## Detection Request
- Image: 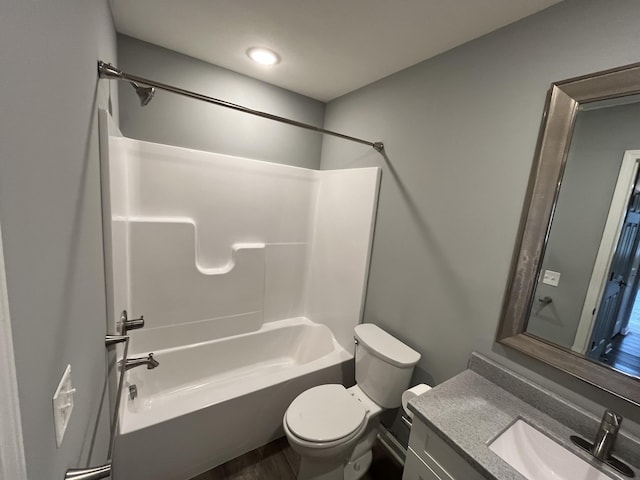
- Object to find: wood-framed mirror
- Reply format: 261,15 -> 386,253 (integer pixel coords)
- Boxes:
497,62 -> 640,406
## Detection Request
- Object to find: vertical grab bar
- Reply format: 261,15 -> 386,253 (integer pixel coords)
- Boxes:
63,334 -> 130,480
104,335 -> 130,460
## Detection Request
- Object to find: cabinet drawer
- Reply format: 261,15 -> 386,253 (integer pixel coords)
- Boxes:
408,419 -> 484,480
402,449 -> 443,480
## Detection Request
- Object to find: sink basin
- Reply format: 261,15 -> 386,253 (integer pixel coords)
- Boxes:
489,419 -> 612,480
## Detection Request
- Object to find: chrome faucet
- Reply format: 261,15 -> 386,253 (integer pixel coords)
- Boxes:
120,353 -> 159,371
571,410 -> 634,477
592,410 -> 622,461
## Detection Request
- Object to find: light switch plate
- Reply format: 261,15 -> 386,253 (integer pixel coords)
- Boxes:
542,269 -> 561,287
52,364 -> 75,447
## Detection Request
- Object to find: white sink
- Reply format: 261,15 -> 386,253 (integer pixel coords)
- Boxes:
489,419 -> 613,480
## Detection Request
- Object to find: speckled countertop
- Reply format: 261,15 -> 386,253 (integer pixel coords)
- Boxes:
407,353 -> 640,480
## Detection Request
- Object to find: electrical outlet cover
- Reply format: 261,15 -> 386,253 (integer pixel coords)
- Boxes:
52,364 -> 75,447
542,270 -> 561,287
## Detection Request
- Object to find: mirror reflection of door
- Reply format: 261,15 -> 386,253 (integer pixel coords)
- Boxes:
612,192 -> 640,338
586,168 -> 640,377
587,185 -> 640,359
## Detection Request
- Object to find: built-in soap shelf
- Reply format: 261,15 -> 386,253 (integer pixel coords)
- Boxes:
125,218 -> 265,329
116,216 -> 266,275
117,217 -> 310,341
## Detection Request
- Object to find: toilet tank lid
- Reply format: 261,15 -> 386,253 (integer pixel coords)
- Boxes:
354,324 -> 421,367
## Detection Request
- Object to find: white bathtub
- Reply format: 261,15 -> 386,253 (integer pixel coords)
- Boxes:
113,318 -> 353,480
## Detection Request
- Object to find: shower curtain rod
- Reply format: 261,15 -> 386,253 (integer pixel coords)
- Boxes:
97,61 -> 384,152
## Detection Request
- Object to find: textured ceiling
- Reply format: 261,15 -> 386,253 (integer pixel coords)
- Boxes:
111,0 -> 563,102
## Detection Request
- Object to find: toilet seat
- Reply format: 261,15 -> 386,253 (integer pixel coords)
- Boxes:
285,384 -> 366,444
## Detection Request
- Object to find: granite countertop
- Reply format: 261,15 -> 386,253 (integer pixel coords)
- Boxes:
407,354 -> 640,480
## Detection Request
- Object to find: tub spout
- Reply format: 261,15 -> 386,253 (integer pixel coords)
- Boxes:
121,353 -> 159,371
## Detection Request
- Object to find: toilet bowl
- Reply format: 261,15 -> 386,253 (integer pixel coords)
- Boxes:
283,324 -> 420,480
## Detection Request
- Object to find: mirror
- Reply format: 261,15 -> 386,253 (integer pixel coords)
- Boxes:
527,98 -> 640,368
497,63 -> 640,405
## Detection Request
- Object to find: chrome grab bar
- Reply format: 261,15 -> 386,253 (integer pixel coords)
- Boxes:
107,334 -> 130,459
105,334 -> 128,346
63,464 -> 112,480
64,334 -> 130,480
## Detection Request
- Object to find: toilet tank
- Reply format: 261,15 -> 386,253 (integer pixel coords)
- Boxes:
354,324 -> 421,408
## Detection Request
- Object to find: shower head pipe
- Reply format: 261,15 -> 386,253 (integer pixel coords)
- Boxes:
129,82 -> 155,106
99,62 -> 155,106
97,60 -> 384,152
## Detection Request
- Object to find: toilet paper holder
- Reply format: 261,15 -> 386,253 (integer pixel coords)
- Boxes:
401,383 -> 431,430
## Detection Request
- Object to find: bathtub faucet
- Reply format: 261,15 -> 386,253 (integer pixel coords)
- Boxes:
121,353 -> 159,371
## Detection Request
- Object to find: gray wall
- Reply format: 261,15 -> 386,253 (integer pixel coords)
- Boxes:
118,35 -> 325,169
528,103 -> 640,348
320,0 -> 640,422
6,3 -> 640,479
0,1 -> 117,479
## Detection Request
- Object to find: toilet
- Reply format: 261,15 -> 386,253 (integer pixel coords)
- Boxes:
283,323 -> 421,480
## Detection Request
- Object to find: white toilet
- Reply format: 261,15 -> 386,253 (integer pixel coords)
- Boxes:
283,323 -> 421,480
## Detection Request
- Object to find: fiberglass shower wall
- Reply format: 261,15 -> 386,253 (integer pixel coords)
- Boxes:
99,111 -> 380,355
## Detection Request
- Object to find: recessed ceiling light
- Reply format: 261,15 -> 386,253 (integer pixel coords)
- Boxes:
247,47 -> 280,66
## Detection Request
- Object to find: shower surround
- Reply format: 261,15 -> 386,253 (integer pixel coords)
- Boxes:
98,111 -> 380,480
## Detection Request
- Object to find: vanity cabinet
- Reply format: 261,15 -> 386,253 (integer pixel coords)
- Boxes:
403,417 -> 484,480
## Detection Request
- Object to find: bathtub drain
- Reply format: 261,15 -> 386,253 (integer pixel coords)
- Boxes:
129,384 -> 138,400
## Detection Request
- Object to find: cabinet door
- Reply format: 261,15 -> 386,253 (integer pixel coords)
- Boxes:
402,449 -> 442,480
407,420 -> 484,480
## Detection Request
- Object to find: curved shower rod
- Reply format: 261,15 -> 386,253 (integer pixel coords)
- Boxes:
97,61 -> 384,152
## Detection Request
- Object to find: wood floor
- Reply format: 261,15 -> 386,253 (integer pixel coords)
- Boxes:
601,313 -> 640,377
190,437 -> 403,480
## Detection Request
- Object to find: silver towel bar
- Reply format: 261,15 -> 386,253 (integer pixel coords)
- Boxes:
64,334 -> 130,480
63,464 -> 112,480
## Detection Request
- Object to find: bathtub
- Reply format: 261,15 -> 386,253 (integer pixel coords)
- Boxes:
112,317 -> 353,480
